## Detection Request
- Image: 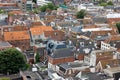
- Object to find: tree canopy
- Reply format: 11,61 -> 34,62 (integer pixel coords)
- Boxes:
116,23 -> 120,33
0,48 -> 28,74
0,78 -> 10,80
107,1 -> 113,5
0,9 -> 4,14
35,52 -> 40,63
76,9 -> 86,19
99,0 -> 113,6
40,3 -> 58,12
32,0 -> 37,3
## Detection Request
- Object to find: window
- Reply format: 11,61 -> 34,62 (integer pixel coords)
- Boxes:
59,66 -> 66,73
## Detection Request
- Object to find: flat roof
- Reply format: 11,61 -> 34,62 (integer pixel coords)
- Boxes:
59,61 -> 88,70
104,67 -> 120,74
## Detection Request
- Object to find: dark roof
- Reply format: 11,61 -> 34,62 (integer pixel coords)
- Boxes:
104,6 -> 114,9
59,62 -> 88,70
36,47 -> 45,56
0,6 -> 20,11
0,41 -> 12,49
94,35 -> 109,41
49,48 -> 74,58
24,51 -> 34,59
0,73 -> 21,80
0,20 -> 8,25
0,41 -> 11,47
93,16 -> 107,23
82,72 -> 113,80
71,26 -> 82,33
21,71 -> 40,80
44,30 -> 66,41
80,31 -> 92,37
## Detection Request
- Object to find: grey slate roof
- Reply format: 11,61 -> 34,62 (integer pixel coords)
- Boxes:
94,35 -> 109,41
59,62 -> 88,70
82,72 -> 113,80
24,51 -> 34,59
0,41 -> 11,47
0,41 -> 12,48
93,16 -> 107,23
49,48 -> 74,58
0,20 -> 8,25
71,26 -> 83,33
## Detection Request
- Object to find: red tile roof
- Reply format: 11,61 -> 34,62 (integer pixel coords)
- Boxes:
8,10 -> 23,15
4,31 -> 30,41
0,3 -> 17,6
30,26 -> 53,35
44,30 -> 66,41
105,35 -> 120,43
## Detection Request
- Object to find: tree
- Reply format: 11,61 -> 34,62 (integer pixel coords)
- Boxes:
32,0 -> 37,3
47,3 -> 54,10
0,78 -> 10,80
107,1 -> 113,5
116,23 -> 120,33
76,9 -> 86,19
0,9 -> 4,14
40,5 -> 47,12
39,3 -> 58,12
100,2 -> 107,6
99,0 -> 106,4
0,48 -> 28,74
35,52 -> 40,63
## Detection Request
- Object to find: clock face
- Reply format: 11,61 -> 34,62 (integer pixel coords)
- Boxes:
48,43 -> 54,49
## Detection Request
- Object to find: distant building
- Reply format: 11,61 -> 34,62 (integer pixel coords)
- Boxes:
26,0 -> 33,10
37,0 -> 51,6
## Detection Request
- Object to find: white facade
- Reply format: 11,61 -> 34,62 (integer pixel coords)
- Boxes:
101,41 -> 117,50
37,0 -> 51,6
107,13 -> 120,18
90,51 -> 96,67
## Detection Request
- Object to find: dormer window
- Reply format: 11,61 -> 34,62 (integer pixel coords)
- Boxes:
80,42 -> 84,47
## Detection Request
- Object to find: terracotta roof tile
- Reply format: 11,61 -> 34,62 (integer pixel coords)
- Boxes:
9,10 -> 23,15
30,26 -> 53,35
44,30 -> 66,41
107,18 -> 120,23
96,51 -> 113,63
4,31 -> 30,41
0,3 -> 17,6
90,30 -> 115,39
100,59 -> 119,69
105,35 -> 120,43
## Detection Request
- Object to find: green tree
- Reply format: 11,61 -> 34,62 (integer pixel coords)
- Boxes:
33,8 -> 39,14
32,0 -> 37,3
76,9 -> 86,19
99,0 -> 106,4
35,52 -> 40,63
40,5 -> 47,12
0,9 -> 4,14
100,2 -> 107,6
107,1 -> 113,5
0,48 -> 28,74
116,23 -> 120,33
0,78 -> 10,80
39,3 -> 58,12
47,3 -> 54,10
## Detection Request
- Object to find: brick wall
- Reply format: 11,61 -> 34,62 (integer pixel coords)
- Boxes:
48,56 -> 74,65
